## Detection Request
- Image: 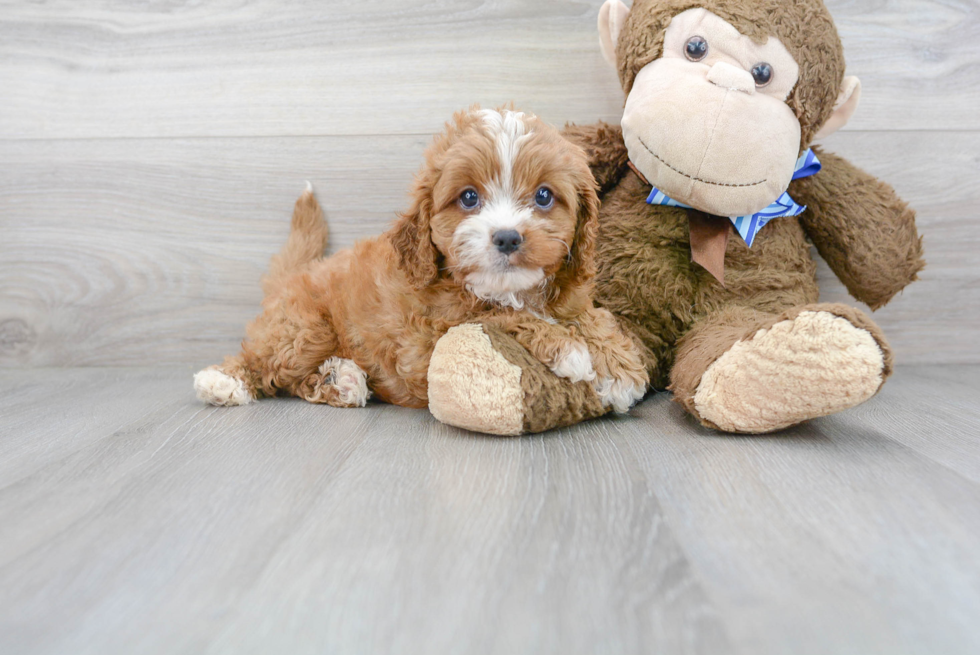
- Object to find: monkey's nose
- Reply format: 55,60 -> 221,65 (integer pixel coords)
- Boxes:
492,230 -> 523,255
706,61 -> 756,94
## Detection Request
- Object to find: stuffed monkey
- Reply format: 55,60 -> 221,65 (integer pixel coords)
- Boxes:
427,0 -> 924,435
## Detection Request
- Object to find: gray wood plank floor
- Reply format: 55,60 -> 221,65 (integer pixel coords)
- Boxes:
1,366 -> 978,655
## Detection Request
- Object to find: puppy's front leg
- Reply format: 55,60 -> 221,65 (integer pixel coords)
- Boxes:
298,357 -> 371,408
570,307 -> 649,413
486,317 -> 596,384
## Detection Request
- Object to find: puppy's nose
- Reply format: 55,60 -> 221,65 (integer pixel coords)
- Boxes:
492,230 -> 523,255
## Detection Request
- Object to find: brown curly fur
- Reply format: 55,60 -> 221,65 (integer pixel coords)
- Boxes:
200,108 -> 648,409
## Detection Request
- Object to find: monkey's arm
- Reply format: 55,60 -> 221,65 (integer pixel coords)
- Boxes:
562,122 -> 630,197
791,148 -> 925,310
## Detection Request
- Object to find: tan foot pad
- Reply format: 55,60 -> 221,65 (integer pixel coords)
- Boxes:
694,311 -> 885,433
428,324 -> 524,436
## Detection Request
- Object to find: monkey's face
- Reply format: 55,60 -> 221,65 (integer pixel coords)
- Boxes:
622,9 -> 803,217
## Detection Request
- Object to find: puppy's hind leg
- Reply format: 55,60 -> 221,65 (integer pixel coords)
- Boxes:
298,357 -> 371,408
194,302 -> 336,407
194,354 -> 258,407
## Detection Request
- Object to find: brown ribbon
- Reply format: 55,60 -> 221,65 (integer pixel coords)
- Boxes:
628,161 -> 650,185
688,212 -> 730,286
628,162 -> 730,286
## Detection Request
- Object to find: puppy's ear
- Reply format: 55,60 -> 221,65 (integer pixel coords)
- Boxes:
390,185 -> 440,289
566,176 -> 601,288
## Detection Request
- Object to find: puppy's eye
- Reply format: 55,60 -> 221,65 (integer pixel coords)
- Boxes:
459,188 -> 480,210
685,36 -> 708,62
534,187 -> 554,210
751,63 -> 773,87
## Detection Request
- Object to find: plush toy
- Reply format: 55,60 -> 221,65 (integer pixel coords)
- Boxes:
426,0 -> 924,435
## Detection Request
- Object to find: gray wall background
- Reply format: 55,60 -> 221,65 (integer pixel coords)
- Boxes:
1,0 -> 977,368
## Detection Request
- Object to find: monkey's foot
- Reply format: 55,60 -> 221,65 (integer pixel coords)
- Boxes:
428,324 -> 525,435
428,324 -> 607,435
692,309 -> 887,433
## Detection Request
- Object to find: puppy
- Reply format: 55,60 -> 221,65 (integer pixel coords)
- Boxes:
194,108 -> 648,414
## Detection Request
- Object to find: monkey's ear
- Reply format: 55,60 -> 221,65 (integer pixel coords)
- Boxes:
598,0 -> 631,66
814,76 -> 862,140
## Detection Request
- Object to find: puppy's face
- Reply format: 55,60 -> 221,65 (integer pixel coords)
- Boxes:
392,108 -> 599,307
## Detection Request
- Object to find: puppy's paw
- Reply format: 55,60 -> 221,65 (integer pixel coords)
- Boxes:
319,357 -> 371,407
593,376 -> 646,414
549,342 -> 596,383
194,368 -> 253,407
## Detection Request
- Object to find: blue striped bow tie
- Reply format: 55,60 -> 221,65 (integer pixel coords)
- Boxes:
645,149 -> 822,246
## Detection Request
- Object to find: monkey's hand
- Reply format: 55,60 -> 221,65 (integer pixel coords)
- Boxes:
561,122 -> 630,198
791,147 -> 925,310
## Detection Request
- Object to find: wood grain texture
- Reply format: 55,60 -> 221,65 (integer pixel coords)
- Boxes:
0,0 -> 977,366
0,0 -> 977,140
1,131 -> 977,367
814,130 -> 980,365
1,365 -> 978,654
0,0 -> 626,140
620,369 -> 980,655
0,366 -> 731,655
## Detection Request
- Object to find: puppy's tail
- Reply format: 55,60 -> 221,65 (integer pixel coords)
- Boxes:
264,182 -> 329,290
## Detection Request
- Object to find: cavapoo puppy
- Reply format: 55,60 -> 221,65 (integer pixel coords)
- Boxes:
194,107 -> 648,414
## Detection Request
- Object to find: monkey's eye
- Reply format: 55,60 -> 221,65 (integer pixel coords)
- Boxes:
534,186 -> 554,210
459,188 -> 480,210
751,63 -> 773,87
685,36 -> 708,61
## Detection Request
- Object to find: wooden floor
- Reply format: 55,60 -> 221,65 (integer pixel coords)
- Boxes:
1,365 -> 978,655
